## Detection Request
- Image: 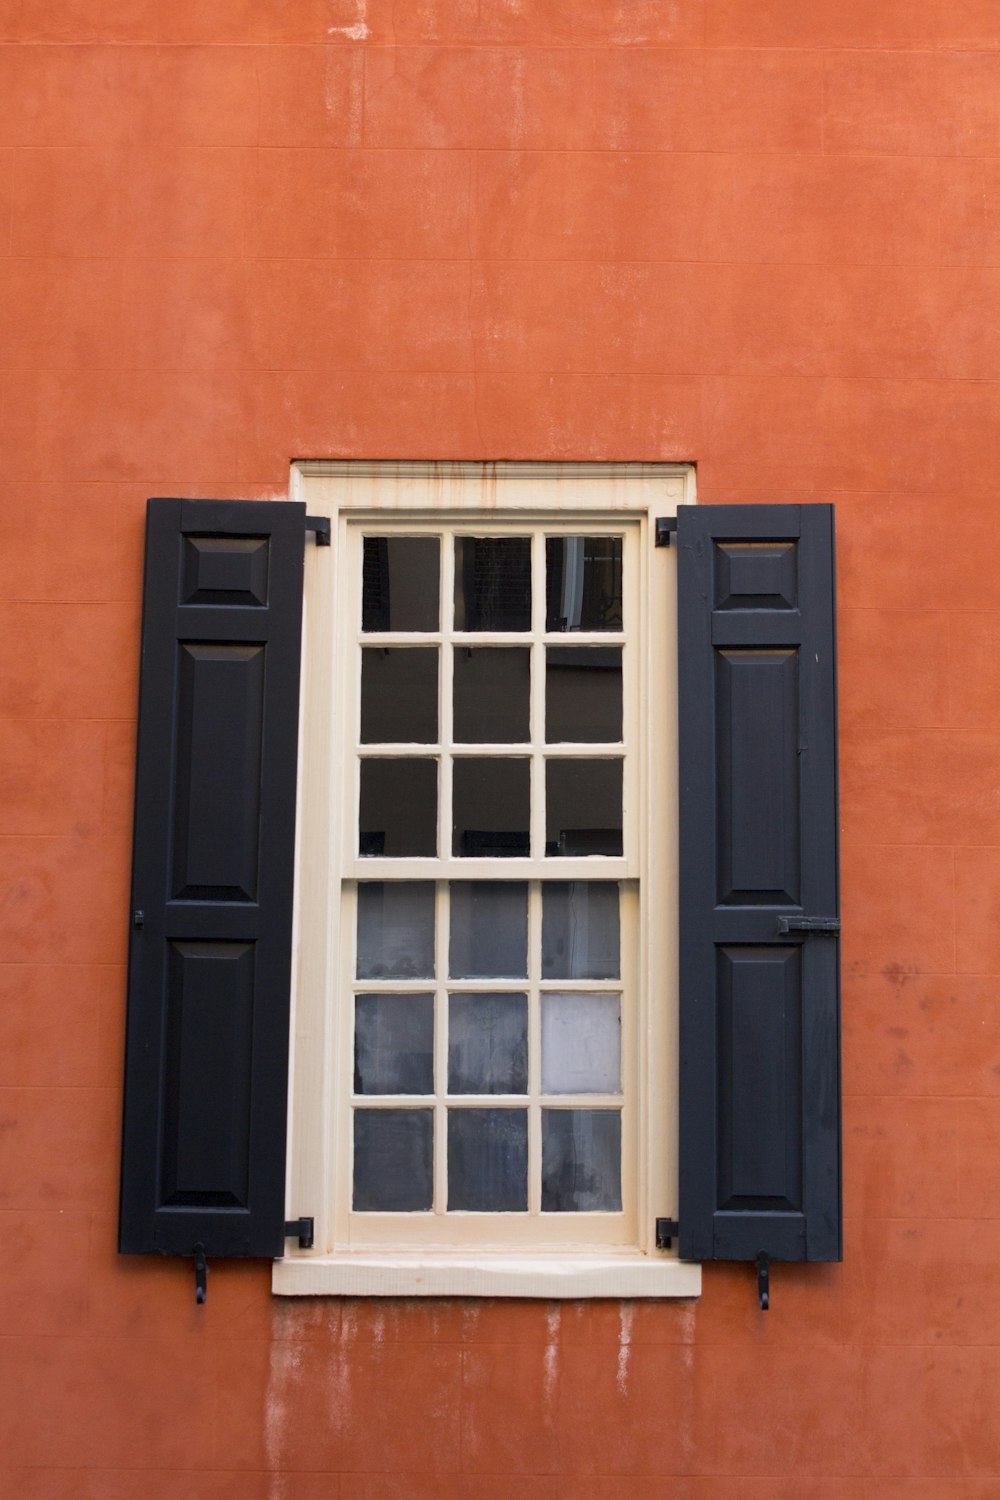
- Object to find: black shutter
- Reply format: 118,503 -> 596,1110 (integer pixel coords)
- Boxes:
119,498 -> 305,1258
677,504 -> 840,1263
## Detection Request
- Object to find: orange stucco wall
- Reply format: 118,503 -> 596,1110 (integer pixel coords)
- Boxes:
2,3 -> 1000,1495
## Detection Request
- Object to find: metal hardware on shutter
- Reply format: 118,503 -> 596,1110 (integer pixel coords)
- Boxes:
655,1217 -> 679,1249
284,1217 -> 314,1249
756,1252 -> 769,1311
132,910 -> 144,929
305,515 -> 331,546
654,516 -> 677,547
777,916 -> 841,935
193,1244 -> 208,1305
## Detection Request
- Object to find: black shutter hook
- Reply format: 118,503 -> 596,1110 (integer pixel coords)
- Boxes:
193,1244 -> 208,1305
755,1252 -> 769,1311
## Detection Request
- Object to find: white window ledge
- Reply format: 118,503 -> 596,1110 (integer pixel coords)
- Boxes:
272,1254 -> 702,1299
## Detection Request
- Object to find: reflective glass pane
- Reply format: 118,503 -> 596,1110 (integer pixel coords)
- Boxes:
541,993 -> 621,1094
454,537 -> 531,632
545,758 -> 622,856
449,881 -> 528,978
357,882 -> 435,979
541,1109 -> 622,1212
448,1109 -> 528,1211
453,758 -> 530,857
360,758 -> 437,856
448,993 -> 528,1095
453,648 -> 530,743
361,648 -> 438,744
541,882 -> 619,979
545,647 -> 622,743
362,536 -> 439,633
353,1108 -> 433,1211
355,993 -> 434,1095
545,536 -> 623,632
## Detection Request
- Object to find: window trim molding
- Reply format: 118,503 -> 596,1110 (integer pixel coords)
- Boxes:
277,461 -> 701,1299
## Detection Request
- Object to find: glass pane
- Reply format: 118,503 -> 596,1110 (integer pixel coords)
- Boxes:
449,881 -> 528,978
542,882 -> 619,979
448,993 -> 528,1095
454,537 -> 531,632
361,648 -> 438,744
453,648 -> 530,743
362,536 -> 439,633
541,1109 -> 622,1212
541,993 -> 621,1094
355,993 -> 434,1095
545,536 -> 623,632
453,758 -> 530,857
545,758 -> 622,856
357,882 -> 435,979
359,758 -> 437,856
546,647 -> 622,743
353,1108 -> 433,1211
448,1109 -> 528,1211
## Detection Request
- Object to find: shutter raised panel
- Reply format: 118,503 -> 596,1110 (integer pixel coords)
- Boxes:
119,498 -> 305,1258
677,504 -> 841,1264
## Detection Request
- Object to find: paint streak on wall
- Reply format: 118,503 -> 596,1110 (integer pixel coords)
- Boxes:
544,1302 -> 561,1407
329,0 -> 369,39
616,1301 -> 634,1395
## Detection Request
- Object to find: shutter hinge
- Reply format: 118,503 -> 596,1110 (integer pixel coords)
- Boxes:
777,916 -> 840,935
193,1243 -> 208,1305
654,516 -> 677,548
305,515 -> 331,546
284,1216 -> 314,1249
655,1217 -> 679,1250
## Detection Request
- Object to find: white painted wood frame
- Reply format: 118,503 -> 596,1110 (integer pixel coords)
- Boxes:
276,461 -> 701,1299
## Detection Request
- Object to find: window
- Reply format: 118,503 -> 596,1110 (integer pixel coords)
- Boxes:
118,473 -> 841,1301
280,463 -> 699,1296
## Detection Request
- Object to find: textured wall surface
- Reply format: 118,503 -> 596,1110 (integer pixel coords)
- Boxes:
2,2 -> 1000,1494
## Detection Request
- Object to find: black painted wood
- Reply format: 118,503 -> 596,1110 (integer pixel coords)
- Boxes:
119,498 -> 305,1258
677,505 -> 841,1264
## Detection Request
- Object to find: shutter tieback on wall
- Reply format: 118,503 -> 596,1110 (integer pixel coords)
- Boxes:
756,1253 -> 770,1311
193,1244 -> 207,1304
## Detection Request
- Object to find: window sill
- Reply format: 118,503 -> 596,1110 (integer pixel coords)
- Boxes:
272,1253 -> 702,1299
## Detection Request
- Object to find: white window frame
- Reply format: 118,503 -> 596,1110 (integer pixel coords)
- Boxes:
275,461 -> 701,1298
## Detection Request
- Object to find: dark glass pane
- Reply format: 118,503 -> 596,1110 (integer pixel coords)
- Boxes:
453,758 -> 529,857
362,536 -> 439,632
541,882 -> 620,979
353,1108 -> 433,1211
546,647 -> 622,743
360,758 -> 437,856
453,648 -> 530,743
448,993 -> 528,1095
361,648 -> 438,744
541,1109 -> 622,1212
541,993 -> 621,1094
355,993 -> 434,1095
449,881 -> 528,978
545,759 -> 622,856
357,882 -> 435,979
448,1109 -> 528,1211
454,537 -> 531,632
545,536 -> 623,632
